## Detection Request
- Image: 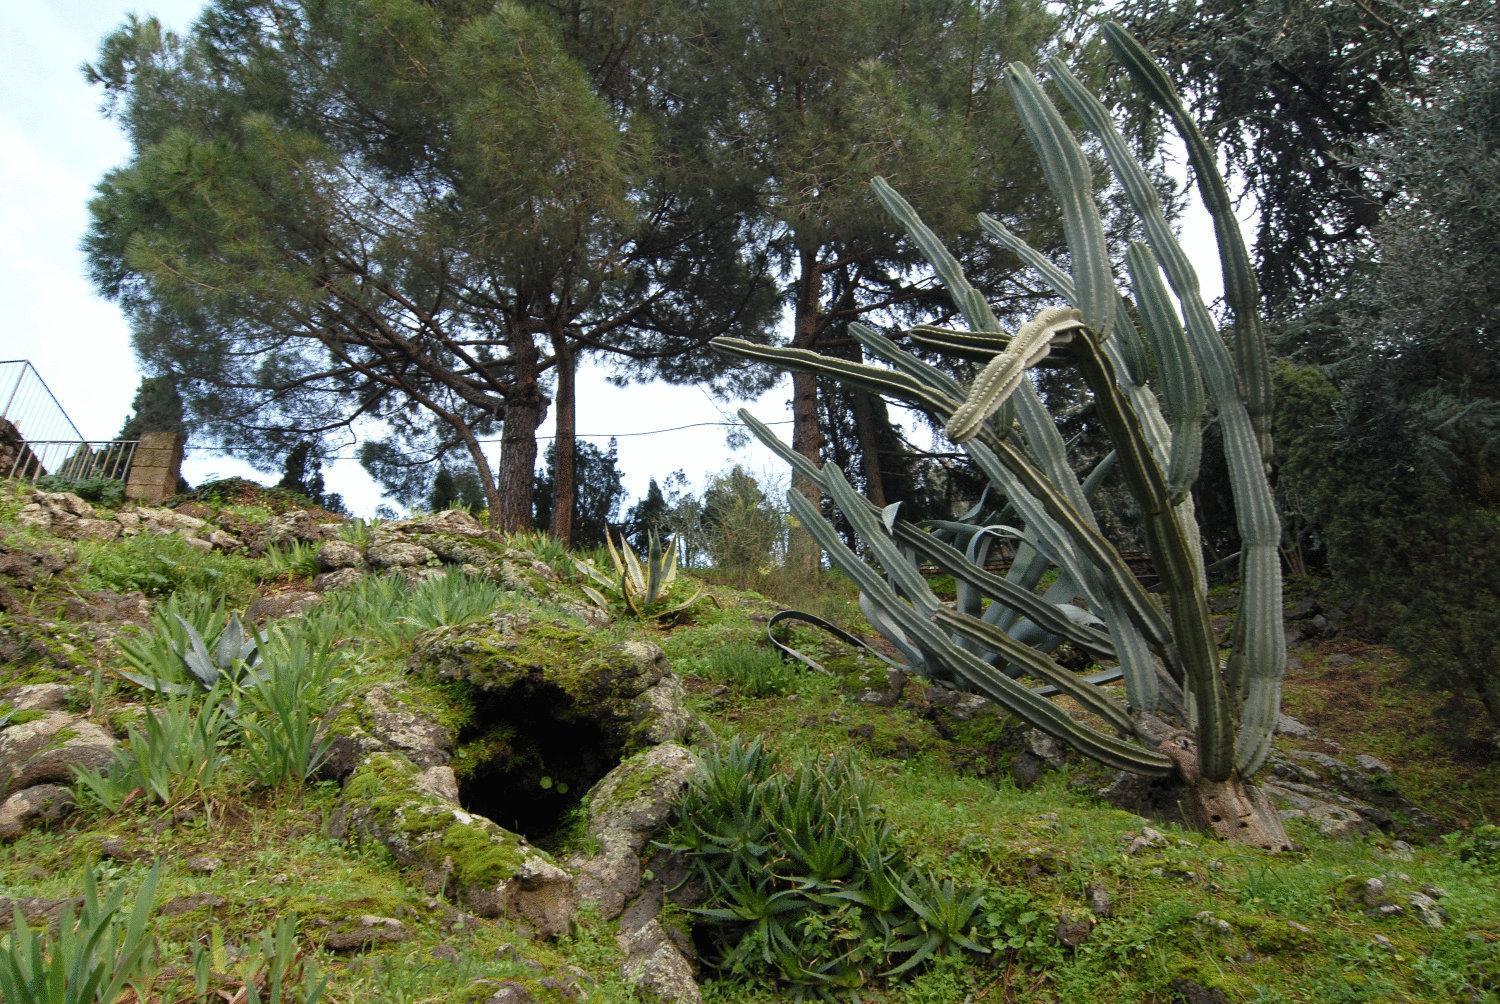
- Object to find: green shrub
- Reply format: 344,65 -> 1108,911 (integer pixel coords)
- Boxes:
192,915 -> 327,1004
77,534 -> 260,604
115,596 -> 265,698
32,475 -> 125,507
1275,361 -> 1500,725
0,864 -> 160,1004
262,540 -> 321,579
664,739 -> 990,994
312,569 -> 511,647
74,694 -> 229,813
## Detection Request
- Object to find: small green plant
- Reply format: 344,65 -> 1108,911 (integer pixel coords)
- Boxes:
73,693 -> 229,812
0,864 -> 159,1003
32,475 -> 126,507
262,540 -> 321,579
664,739 -> 989,993
576,530 -> 707,620
115,603 -> 266,698
506,529 -> 571,572
335,516 -> 375,548
192,916 -> 327,1004
239,631 -> 345,787
699,641 -> 801,697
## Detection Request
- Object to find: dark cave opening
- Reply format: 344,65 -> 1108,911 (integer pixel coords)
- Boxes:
455,680 -> 624,847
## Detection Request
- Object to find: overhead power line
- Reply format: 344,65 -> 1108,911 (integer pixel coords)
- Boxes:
182,417 -> 793,462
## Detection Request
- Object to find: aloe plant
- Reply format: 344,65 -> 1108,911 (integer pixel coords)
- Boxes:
713,24 -> 1289,849
575,530 -> 707,620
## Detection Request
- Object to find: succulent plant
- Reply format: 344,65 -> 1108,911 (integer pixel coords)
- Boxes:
575,529 -> 708,620
713,23 -> 1289,849
117,609 -> 268,698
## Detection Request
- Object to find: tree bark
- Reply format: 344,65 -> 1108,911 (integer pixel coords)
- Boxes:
497,334 -> 547,532
788,245 -> 824,574
550,336 -> 577,545
851,389 -> 887,509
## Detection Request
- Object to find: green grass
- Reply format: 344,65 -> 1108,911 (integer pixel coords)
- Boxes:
1,511 -> 1495,1002
75,533 -> 265,605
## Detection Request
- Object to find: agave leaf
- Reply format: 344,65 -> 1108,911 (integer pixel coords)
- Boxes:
619,533 -> 647,596
603,529 -> 627,579
111,667 -> 192,696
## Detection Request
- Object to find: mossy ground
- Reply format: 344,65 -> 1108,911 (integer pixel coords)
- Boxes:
0,492 -> 1495,1001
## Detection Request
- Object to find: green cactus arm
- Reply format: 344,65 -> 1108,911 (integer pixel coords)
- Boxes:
1002,63 -> 1115,341
793,488 -> 1173,776
1071,327 -> 1234,780
715,334 -> 1164,646
946,307 -> 1086,443
962,437 -> 1171,651
865,186 -> 1171,672
823,465 -> 943,616
905,325 -> 1047,364
1126,243 -> 1205,501
736,408 -> 1116,659
977,204 -> 1170,479
933,608 -> 1135,734
1100,22 -> 1272,461
1048,42 -> 1283,777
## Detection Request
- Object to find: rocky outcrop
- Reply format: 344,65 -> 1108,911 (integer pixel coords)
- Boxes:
17,491 -> 243,552
1263,748 -> 1439,837
569,743 -> 697,920
0,784 -> 75,840
331,752 -> 576,937
0,710 -> 115,797
319,683 -> 455,781
412,612 -> 691,752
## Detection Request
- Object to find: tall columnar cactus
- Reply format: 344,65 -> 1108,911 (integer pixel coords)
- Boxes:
713,25 -> 1289,849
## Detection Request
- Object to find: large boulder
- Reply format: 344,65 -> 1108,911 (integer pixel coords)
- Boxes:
331,752 -> 576,937
319,683 -> 456,781
569,744 -> 696,920
0,784 -> 75,840
0,711 -> 115,797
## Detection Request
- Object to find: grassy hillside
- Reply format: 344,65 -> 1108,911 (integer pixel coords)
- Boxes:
0,483 -> 1494,1002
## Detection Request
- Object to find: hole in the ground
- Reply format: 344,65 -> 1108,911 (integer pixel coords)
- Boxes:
455,680 -> 625,848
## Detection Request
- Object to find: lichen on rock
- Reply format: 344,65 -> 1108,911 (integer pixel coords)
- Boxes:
332,751 -> 576,937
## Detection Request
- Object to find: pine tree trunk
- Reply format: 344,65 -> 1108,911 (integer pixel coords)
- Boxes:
788,246 -> 824,575
851,389 -> 887,509
497,335 -> 546,532
550,338 -> 576,545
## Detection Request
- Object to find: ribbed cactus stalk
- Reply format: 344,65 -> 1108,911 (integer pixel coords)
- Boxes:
713,23 -> 1289,849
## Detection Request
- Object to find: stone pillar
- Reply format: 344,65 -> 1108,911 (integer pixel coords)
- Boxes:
125,431 -> 185,504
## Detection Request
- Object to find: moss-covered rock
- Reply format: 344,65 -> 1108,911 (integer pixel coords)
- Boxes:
319,682 -> 458,781
333,751 -> 576,937
411,611 -> 688,753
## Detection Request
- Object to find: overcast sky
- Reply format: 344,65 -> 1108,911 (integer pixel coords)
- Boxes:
1,1 -> 1236,519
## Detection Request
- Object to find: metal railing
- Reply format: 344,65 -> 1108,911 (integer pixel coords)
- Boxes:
0,360 -> 85,443
6,439 -> 139,485
0,360 -> 141,488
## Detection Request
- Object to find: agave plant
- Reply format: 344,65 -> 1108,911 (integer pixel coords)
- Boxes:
116,606 -> 267,698
714,24 -> 1289,849
575,530 -> 708,620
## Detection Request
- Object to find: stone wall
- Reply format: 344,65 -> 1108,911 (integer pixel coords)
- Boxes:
124,431 -> 185,504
